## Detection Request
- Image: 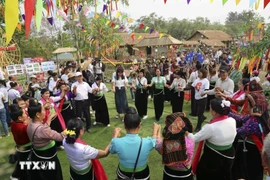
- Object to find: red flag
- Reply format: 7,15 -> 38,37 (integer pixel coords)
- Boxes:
164,0 -> 167,4
24,0 -> 36,38
110,22 -> 115,28
264,0 -> 270,8
139,23 -> 144,29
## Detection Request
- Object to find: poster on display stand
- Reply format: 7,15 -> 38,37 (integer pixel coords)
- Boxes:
41,61 -> 56,71
6,64 -> 25,76
25,63 -> 41,74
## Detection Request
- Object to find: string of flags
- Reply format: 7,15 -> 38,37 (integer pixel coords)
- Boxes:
1,0 -> 270,45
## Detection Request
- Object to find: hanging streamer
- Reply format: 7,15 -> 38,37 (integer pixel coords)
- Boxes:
24,0 -> 36,39
255,0 -> 260,10
5,0 -> 19,45
35,0 -> 43,32
222,0 -> 228,5
187,0 -> 191,4
264,0 -> 270,8
236,0 -> 241,5
249,0 -> 257,6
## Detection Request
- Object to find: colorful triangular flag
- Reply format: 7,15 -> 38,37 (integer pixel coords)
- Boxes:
210,0 -> 214,3
264,0 -> 270,8
255,0 -> 260,10
187,0 -> 191,4
236,0 -> 241,5
249,0 -> 257,6
222,0 -> 228,5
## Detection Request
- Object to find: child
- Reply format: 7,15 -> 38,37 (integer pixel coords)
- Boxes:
10,104 -> 30,180
63,118 -> 121,180
31,84 -> 41,101
128,72 -> 137,101
250,70 -> 260,83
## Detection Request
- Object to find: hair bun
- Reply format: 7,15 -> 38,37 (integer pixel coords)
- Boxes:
29,98 -> 39,107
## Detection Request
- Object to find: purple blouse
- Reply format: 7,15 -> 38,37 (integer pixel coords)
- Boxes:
56,91 -> 75,102
229,112 -> 261,138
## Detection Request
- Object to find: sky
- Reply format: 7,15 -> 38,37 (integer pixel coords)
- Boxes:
118,0 -> 270,24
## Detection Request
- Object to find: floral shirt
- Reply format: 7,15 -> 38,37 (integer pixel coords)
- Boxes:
155,137 -> 194,170
229,112 -> 261,138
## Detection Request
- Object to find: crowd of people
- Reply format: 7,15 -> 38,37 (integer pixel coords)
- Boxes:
1,50 -> 270,180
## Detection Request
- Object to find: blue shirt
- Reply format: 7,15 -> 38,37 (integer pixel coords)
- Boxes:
110,134 -> 156,168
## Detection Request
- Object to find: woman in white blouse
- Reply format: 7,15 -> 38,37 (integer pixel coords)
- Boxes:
92,76 -> 110,126
186,98 -> 236,180
169,69 -> 187,113
112,66 -> 129,120
134,69 -> 148,119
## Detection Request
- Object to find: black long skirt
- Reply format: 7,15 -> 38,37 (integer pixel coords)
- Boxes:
164,87 -> 172,102
153,89 -> 165,121
115,87 -> 128,114
135,89 -> 148,117
232,140 -> 263,180
70,166 -> 96,180
163,166 -> 193,180
94,95 -> 110,126
12,146 -> 31,180
196,144 -> 235,180
190,87 -> 197,116
117,165 -> 150,180
171,91 -> 185,113
29,143 -> 63,180
50,116 -> 63,147
61,103 -> 76,125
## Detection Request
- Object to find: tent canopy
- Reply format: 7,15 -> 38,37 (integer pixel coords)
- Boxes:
52,47 -> 77,54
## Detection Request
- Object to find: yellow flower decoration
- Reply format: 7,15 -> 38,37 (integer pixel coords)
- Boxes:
64,129 -> 76,137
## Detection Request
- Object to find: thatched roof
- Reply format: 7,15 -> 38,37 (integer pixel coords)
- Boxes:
188,30 -> 232,41
135,35 -> 182,47
182,41 -> 199,46
53,47 -> 77,54
115,33 -> 155,46
201,39 -> 225,47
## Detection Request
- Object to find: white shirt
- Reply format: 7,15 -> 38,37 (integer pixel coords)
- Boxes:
63,139 -> 98,171
95,62 -> 103,74
0,69 -> 5,80
0,86 -> 8,103
61,74 -> 69,84
135,77 -> 147,87
188,71 -> 198,83
91,82 -> 108,94
170,78 -> 186,92
88,64 -> 94,74
48,78 -> 59,93
188,117 -> 237,146
8,88 -> 20,103
262,81 -> 270,87
6,80 -> 12,89
250,76 -> 260,83
266,176 -> 270,180
176,57 -> 181,64
192,78 -> 210,100
0,91 -> 5,109
71,81 -> 92,101
39,96 -> 62,108
112,76 -> 128,88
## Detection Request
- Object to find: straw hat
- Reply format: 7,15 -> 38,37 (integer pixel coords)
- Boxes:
82,59 -> 93,71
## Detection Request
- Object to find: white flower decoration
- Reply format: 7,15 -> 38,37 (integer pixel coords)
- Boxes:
221,100 -> 231,108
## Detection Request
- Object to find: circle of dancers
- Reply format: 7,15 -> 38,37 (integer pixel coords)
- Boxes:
1,52 -> 270,180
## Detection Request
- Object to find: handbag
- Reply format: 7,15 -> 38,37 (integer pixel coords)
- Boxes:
125,138 -> 143,180
27,125 -> 42,161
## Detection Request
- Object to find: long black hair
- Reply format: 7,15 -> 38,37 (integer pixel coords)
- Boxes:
28,98 -> 42,119
10,104 -> 23,121
124,107 -> 141,130
65,118 -> 84,144
116,66 -> 125,80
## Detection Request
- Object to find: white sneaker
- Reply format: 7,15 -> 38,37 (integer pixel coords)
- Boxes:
143,116 -> 148,120
148,96 -> 151,99
107,124 -> 110,127
10,176 -> 19,180
58,146 -> 65,150
93,121 -> 97,125
116,115 -> 120,119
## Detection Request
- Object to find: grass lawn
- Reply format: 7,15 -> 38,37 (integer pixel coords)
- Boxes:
0,84 -> 211,180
